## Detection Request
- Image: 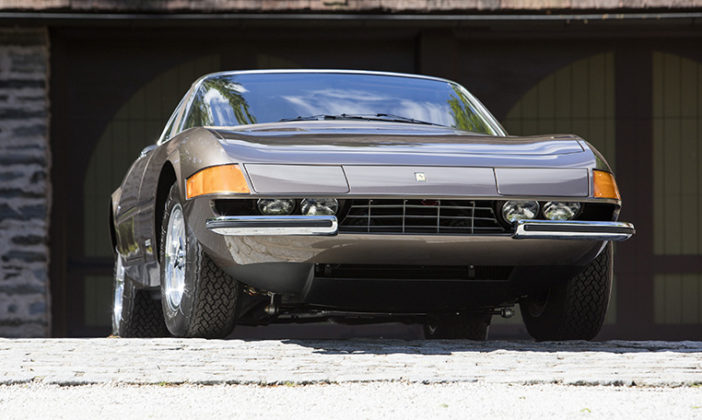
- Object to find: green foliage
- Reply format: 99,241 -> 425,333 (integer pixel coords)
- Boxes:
447,85 -> 492,134
187,78 -> 257,127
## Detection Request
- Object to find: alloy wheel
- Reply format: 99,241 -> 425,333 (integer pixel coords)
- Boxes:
112,253 -> 125,334
164,204 -> 186,311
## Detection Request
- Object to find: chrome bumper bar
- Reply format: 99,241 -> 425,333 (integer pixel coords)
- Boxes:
207,216 -> 634,241
206,215 -> 338,236
512,220 -> 635,241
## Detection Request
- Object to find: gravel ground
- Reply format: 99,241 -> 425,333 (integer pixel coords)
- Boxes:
1,382 -> 701,420
2,338 -> 702,419
3,338 -> 702,386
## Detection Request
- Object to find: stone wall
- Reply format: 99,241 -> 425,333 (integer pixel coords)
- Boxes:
0,28 -> 50,337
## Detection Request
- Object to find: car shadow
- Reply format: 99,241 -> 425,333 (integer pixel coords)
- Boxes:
280,338 -> 702,355
227,324 -> 702,355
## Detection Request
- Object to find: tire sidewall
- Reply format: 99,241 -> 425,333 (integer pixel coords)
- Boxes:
160,184 -> 199,336
520,243 -> 613,340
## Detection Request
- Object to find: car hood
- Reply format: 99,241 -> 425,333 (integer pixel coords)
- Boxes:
196,122 -> 598,197
210,121 -> 585,159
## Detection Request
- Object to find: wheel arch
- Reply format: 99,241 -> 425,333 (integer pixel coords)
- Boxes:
154,161 -> 177,254
108,199 -> 117,253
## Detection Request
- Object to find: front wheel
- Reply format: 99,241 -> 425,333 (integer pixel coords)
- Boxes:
520,243 -> 613,341
159,184 -> 240,338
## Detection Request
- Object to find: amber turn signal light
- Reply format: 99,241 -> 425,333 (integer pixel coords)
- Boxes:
186,164 -> 250,199
593,170 -> 621,200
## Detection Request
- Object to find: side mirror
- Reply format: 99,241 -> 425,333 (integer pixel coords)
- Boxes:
139,145 -> 157,158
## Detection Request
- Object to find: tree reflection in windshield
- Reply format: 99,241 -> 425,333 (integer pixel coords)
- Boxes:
447,85 -> 493,134
184,78 -> 257,127
183,72 -> 503,135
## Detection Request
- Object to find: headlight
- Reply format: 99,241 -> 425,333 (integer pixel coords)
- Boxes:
501,200 -> 540,223
301,198 -> 338,216
543,201 -> 581,221
257,199 -> 295,215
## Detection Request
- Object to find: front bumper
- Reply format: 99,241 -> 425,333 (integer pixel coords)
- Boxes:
206,216 -> 635,242
206,215 -> 338,236
513,220 -> 635,241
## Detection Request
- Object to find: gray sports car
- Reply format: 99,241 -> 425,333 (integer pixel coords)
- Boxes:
110,70 -> 634,341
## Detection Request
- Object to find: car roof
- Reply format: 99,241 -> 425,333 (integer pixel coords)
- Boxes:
193,69 -> 455,86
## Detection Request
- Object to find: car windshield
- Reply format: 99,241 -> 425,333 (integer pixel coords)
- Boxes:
181,72 -> 505,136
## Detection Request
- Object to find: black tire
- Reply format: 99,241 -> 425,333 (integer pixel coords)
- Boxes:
424,313 -> 491,340
159,184 -> 240,338
520,243 -> 613,341
112,253 -> 168,338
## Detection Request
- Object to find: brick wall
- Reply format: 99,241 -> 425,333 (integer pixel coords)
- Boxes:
0,28 -> 50,337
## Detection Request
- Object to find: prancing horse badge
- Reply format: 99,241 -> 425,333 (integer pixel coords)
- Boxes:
415,172 -> 426,182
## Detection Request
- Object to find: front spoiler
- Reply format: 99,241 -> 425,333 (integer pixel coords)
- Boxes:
206,216 -> 634,241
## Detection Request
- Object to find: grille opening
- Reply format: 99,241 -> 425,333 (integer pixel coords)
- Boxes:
315,264 -> 514,281
213,199 -> 257,216
579,202 -> 618,221
339,199 -> 507,234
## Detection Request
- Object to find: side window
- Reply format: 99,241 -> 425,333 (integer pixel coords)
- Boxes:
157,109 -> 179,144
157,88 -> 192,144
181,90 -> 205,131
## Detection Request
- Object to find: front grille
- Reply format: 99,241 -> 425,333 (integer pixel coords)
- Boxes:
339,199 -> 508,234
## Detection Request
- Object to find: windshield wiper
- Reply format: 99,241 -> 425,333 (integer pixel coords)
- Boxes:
279,113 -> 446,127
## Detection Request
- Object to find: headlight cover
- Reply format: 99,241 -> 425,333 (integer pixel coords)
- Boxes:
301,198 -> 339,216
257,199 -> 295,215
543,201 -> 581,221
502,200 -> 540,223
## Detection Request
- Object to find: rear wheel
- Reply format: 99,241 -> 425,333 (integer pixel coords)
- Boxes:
423,313 -> 491,340
520,243 -> 613,341
112,252 -> 168,337
159,184 -> 240,338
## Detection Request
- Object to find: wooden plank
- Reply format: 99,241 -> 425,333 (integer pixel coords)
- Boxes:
678,54 -> 698,254
664,54 -> 681,119
654,275 -> 665,324
662,111 -> 682,254
653,115 -> 665,255
681,57 -> 698,118
681,274 -> 699,324
604,118 -> 615,170
537,70 -> 555,131
588,53 -> 606,119
604,52 -> 615,121
587,119 -> 607,160
680,116 -> 699,254
571,57 -> 588,119
664,274 -> 682,324
652,52 -> 663,119
554,63 -> 571,121
520,86 -> 539,135
570,118 -> 590,143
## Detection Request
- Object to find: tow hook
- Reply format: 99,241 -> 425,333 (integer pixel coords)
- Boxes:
265,293 -> 280,316
495,307 -> 515,319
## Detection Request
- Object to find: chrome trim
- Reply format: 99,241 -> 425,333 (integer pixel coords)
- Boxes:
206,215 -> 338,236
512,219 -> 635,241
